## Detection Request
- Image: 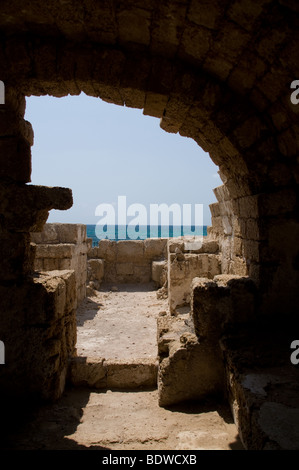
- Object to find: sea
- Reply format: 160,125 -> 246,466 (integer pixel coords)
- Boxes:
86,225 -> 208,247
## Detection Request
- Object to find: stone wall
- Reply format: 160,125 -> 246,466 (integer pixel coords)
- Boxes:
158,274 -> 258,407
31,223 -> 88,306
0,0 -> 298,320
87,238 -> 168,286
0,90 -> 74,403
157,313 -> 225,407
167,237 -> 221,313
0,0 -> 298,449
0,269 -> 77,402
209,172 -> 247,277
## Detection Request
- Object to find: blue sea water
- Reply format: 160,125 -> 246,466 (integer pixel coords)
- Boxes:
86,225 -> 208,247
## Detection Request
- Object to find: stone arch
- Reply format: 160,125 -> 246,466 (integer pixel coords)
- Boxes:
0,3 -> 298,443
2,30 -> 297,315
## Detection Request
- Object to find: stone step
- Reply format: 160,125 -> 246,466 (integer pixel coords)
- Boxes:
72,284 -> 168,391
69,356 -> 158,390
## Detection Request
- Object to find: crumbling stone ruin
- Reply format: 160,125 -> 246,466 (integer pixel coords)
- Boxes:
0,0 -> 298,450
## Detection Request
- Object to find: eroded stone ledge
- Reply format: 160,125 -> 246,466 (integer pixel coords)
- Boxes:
69,356 -> 157,390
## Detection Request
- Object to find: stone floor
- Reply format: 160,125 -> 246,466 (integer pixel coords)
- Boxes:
76,283 -> 167,362
2,284 -> 298,450
71,283 -> 169,389
0,283 -> 244,451
1,388 -> 243,450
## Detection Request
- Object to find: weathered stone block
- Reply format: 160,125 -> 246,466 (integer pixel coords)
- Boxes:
116,240 -> 144,263
102,262 -> 117,283
117,7 -> 151,45
168,251 -> 221,313
218,200 -> 234,218
246,218 -> 259,240
0,231 -> 32,280
184,239 -> 219,254
58,258 -> 72,270
143,92 -> 168,117
133,265 -> 151,283
1,186 -> 72,233
0,268 -> 77,401
0,111 -> 34,144
0,136 -> 31,183
230,256 -> 247,276
69,356 -> 106,388
31,224 -> 87,306
233,115 -> 267,149
87,246 -> 100,258
227,0 -> 264,31
187,0 -> 222,29
106,360 -> 157,389
167,239 -> 184,253
144,238 -> 167,259
157,315 -> 224,407
116,262 -> 134,276
233,217 -> 242,237
243,239 -> 260,263
34,258 -> 44,271
210,215 -> 223,234
258,189 -> 297,217
191,275 -> 257,338
98,239 -> 117,262
32,223 -> 86,244
88,258 -> 104,282
180,24 -> 212,62
35,243 -> 75,259
42,258 -> 61,271
234,236 -> 243,256
209,202 -> 220,218
238,195 -> 258,218
213,184 -> 231,202
38,270 -> 76,322
54,223 -> 86,244
152,260 -> 167,287
31,224 -> 59,244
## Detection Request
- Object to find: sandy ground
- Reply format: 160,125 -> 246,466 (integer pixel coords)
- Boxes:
2,389 -> 243,450
76,283 -> 168,361
1,284 -> 244,451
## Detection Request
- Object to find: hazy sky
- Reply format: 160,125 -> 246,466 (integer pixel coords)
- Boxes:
25,93 -> 221,226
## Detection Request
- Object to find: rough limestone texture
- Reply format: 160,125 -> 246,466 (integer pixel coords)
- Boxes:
1,388 -> 244,450
31,224 -> 88,306
69,357 -> 157,390
220,324 -> 299,450
158,274 -> 258,408
0,0 -> 298,450
0,269 -> 77,402
191,274 -> 258,338
88,238 -> 167,285
157,314 -> 224,407
152,260 -> 167,288
0,0 -> 298,318
167,237 -> 221,313
209,173 -> 247,277
71,283 -> 168,390
87,258 -> 104,293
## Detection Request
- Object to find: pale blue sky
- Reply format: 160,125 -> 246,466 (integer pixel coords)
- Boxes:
25,93 -> 221,226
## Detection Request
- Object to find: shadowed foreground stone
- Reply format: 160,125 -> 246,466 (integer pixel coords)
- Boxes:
69,357 -> 157,390
157,315 -> 224,407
